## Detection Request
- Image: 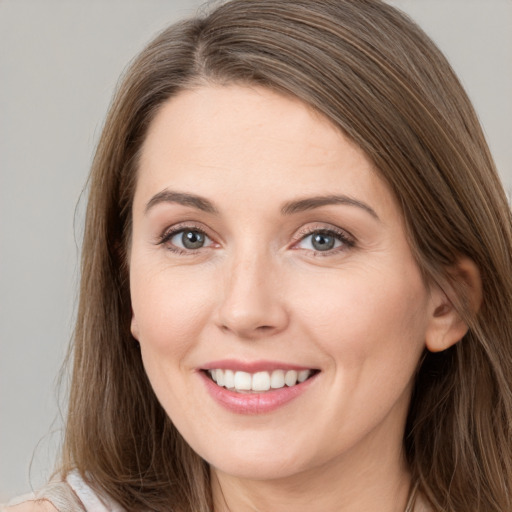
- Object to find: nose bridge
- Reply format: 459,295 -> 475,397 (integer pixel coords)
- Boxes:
216,242 -> 288,338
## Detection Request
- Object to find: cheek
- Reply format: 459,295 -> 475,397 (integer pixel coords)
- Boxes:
290,264 -> 430,444
294,263 -> 430,367
130,263 -> 216,356
129,265 -> 218,420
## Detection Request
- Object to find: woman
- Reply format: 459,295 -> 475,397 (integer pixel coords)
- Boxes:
5,0 -> 511,511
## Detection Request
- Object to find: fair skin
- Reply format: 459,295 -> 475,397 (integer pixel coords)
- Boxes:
8,85 -> 469,512
128,85 -> 464,512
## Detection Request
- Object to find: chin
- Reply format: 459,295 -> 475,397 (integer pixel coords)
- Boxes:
193,435 -> 318,482
210,456 -> 309,482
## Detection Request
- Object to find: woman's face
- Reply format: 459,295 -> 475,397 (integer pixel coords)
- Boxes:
129,85 -> 439,481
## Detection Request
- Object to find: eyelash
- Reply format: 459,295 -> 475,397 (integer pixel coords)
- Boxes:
157,223 -> 213,256
292,226 -> 355,256
157,224 -> 355,256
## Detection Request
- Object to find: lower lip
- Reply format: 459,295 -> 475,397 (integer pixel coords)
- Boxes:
199,371 -> 318,414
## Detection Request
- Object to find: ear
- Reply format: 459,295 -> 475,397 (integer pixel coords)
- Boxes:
131,308 -> 140,340
425,257 -> 482,353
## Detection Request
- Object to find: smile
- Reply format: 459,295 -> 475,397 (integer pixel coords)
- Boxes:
208,368 -> 314,393
199,361 -> 320,414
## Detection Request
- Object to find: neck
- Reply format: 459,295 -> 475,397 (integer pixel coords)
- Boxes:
211,434 -> 412,512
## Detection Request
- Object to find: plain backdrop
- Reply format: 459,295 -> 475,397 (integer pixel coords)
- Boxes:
1,0 -> 511,501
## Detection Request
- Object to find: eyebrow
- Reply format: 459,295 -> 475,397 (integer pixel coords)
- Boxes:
145,189 -> 379,220
281,195 -> 379,219
145,190 -> 218,214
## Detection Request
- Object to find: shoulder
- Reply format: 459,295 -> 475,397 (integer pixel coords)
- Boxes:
1,484 -> 80,512
2,500 -> 58,512
2,472 -> 89,512
2,471 -> 125,512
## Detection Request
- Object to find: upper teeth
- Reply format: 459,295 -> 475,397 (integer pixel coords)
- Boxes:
208,369 -> 312,392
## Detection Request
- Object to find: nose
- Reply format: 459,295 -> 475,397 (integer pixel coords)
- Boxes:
215,252 -> 289,340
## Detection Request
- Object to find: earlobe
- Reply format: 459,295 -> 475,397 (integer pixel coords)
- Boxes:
425,257 -> 482,353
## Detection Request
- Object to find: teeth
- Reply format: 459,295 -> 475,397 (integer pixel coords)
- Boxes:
252,371 -> 271,391
208,368 -> 313,392
224,369 -> 235,389
216,369 -> 225,387
234,371 -> 252,390
284,370 -> 298,387
270,369 -> 285,389
298,369 -> 310,383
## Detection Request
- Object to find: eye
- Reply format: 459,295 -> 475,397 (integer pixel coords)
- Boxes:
295,228 -> 353,253
160,227 -> 214,252
173,229 -> 210,249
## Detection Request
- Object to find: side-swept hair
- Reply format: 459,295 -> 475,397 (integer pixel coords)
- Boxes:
62,1 -> 512,510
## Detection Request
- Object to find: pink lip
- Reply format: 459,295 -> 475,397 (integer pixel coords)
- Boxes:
198,368 -> 319,415
201,359 -> 314,373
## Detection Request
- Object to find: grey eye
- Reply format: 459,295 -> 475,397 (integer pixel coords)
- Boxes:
296,230 -> 344,252
171,230 -> 208,250
311,232 -> 336,251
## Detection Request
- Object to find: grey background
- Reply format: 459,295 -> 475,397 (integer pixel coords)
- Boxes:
1,0 -> 511,501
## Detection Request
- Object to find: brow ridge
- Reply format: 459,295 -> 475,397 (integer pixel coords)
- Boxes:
145,190 -> 378,220
281,195 -> 379,219
145,190 -> 218,214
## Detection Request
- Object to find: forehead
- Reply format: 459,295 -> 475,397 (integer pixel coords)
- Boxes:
135,84 -> 397,218
141,85 -> 349,166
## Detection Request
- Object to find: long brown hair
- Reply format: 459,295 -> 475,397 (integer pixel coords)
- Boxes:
62,1 -> 512,510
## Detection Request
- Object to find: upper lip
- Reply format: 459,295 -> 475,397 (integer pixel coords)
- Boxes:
200,359 -> 317,373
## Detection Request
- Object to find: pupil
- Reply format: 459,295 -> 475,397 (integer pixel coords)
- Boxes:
182,230 -> 205,249
312,233 -> 335,251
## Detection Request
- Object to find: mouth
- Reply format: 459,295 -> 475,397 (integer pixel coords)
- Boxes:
203,368 -> 319,394
199,362 -> 320,414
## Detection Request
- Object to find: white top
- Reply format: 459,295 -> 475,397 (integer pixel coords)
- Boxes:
2,471 -> 125,512
3,472 -> 430,512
